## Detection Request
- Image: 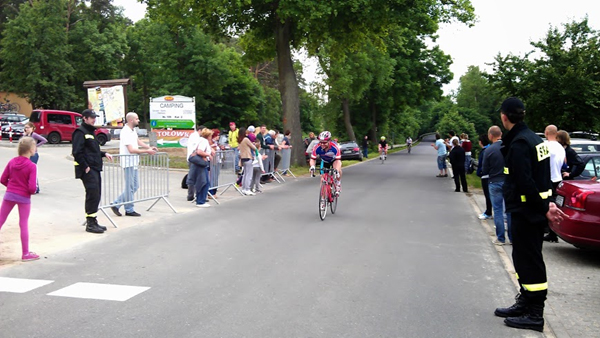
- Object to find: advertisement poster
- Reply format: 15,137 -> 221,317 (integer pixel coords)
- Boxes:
149,96 -> 195,129
87,85 -> 125,125
154,129 -> 196,148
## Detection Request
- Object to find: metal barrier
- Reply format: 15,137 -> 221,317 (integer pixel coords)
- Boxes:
208,149 -> 243,204
99,152 -> 176,227
260,148 -> 284,183
276,148 -> 296,180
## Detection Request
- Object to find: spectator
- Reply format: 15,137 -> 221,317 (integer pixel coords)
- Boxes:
445,130 -> 459,151
0,137 -> 39,261
431,133 -> 448,177
248,132 -> 266,193
228,122 -> 240,173
186,125 -> 205,201
208,128 -> 221,199
189,128 -> 213,208
238,127 -> 257,195
483,126 -> 511,245
448,138 -> 468,192
543,124 -> 566,243
461,133 -> 472,171
72,109 -> 113,234
110,112 -> 157,217
23,122 -> 47,194
477,133 -> 493,220
494,97 -> 566,332
362,135 -> 369,158
304,132 -> 315,149
557,130 -> 584,180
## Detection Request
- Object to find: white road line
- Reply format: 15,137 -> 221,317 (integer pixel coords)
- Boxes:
47,282 -> 150,301
0,277 -> 54,293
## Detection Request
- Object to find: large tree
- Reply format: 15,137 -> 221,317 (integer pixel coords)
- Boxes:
488,18 -> 600,132
143,0 -> 475,165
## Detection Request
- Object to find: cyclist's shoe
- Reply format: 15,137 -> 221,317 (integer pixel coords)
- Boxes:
335,183 -> 341,196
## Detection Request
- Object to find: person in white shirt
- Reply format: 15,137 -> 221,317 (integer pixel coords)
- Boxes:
111,113 -> 157,217
544,124 -> 566,243
189,128 -> 213,208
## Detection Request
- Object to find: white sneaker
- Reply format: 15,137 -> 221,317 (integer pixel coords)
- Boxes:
243,190 -> 255,196
196,203 -> 211,208
478,213 -> 493,220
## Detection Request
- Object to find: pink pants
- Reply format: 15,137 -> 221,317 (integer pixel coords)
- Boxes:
0,199 -> 31,255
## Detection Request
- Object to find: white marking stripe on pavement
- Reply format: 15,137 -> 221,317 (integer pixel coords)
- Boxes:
0,277 -> 54,293
47,282 -> 150,301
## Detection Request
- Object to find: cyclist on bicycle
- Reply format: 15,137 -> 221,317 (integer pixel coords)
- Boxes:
406,136 -> 412,147
309,131 -> 342,196
378,136 -> 389,159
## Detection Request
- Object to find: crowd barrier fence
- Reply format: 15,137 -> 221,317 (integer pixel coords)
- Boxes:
99,153 -> 176,227
208,149 -> 243,204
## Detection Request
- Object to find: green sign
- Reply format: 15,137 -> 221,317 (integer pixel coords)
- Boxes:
150,119 -> 195,129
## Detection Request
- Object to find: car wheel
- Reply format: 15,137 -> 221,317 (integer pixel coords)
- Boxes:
48,132 -> 61,144
96,133 -> 107,146
358,154 -> 363,161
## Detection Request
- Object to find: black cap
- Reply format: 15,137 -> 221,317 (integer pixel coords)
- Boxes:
499,97 -> 525,114
81,109 -> 98,118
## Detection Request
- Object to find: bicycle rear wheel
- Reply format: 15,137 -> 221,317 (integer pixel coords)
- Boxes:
319,180 -> 328,220
330,182 -> 338,214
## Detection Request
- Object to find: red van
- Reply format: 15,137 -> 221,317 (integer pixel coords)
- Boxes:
29,109 -> 111,145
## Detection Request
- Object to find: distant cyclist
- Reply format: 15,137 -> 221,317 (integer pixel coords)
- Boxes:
378,136 -> 389,159
406,136 -> 413,153
309,131 -> 342,195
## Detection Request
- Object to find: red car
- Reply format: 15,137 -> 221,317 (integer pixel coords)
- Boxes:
552,154 -> 600,249
29,109 -> 111,145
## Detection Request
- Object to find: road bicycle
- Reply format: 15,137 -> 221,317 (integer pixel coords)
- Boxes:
311,165 -> 338,220
0,101 -> 20,113
379,149 -> 387,164
407,142 -> 412,154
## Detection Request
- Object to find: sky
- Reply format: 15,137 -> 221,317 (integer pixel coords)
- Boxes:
113,0 -> 599,95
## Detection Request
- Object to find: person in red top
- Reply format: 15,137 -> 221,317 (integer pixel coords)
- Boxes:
0,137 -> 39,261
461,133 -> 473,171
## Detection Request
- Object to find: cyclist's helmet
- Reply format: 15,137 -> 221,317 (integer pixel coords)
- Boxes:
380,136 -> 386,140
319,131 -> 332,141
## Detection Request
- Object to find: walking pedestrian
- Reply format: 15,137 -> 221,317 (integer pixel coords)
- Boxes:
0,137 -> 40,261
362,135 -> 369,158
23,122 -> 47,194
494,97 -> 567,332
110,112 -> 157,217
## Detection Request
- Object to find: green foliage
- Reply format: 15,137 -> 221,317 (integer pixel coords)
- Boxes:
435,108 -> 476,141
488,18 -> 600,132
0,0 -> 76,108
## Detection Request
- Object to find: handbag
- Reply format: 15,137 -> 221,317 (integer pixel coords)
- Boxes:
188,154 -> 208,168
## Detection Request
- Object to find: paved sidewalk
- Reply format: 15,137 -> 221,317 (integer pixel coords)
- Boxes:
469,190 -> 600,338
0,143 -> 286,267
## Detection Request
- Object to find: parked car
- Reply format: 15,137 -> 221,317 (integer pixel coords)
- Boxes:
569,131 -> 598,141
570,138 -> 600,153
0,113 -> 28,127
338,141 -> 363,161
551,154 -> 600,250
1,122 -> 26,140
29,109 -> 111,145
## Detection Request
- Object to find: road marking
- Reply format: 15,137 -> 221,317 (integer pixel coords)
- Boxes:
0,277 -> 54,293
47,282 -> 150,301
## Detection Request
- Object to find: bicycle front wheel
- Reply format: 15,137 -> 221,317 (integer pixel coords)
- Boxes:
319,180 -> 328,220
330,183 -> 338,214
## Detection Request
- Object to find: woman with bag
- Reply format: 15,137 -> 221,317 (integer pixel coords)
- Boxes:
189,128 -> 213,207
238,127 -> 257,196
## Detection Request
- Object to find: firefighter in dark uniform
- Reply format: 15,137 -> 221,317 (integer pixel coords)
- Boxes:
494,97 -> 567,332
72,109 -> 113,234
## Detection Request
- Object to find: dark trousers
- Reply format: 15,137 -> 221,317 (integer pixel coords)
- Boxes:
481,178 -> 492,215
511,212 -> 548,305
453,167 -> 468,192
80,169 -> 101,218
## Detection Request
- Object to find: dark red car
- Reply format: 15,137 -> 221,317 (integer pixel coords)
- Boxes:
551,154 -> 600,249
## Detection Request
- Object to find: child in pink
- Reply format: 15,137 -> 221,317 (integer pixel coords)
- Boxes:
0,137 -> 39,261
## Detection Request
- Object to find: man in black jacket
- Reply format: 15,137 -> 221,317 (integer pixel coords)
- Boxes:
72,109 -> 113,234
494,97 -> 567,332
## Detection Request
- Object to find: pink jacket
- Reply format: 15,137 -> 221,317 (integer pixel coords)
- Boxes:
1,156 -> 37,197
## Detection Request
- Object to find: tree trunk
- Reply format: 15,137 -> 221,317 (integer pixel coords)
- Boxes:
370,98 -> 378,142
275,18 -> 304,165
341,98 -> 356,142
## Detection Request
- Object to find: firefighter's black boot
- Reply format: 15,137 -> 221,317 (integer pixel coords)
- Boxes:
504,303 -> 544,332
494,293 -> 528,317
85,218 -> 105,234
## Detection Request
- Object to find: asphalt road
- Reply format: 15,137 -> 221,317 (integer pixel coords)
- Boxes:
0,142 -> 542,337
